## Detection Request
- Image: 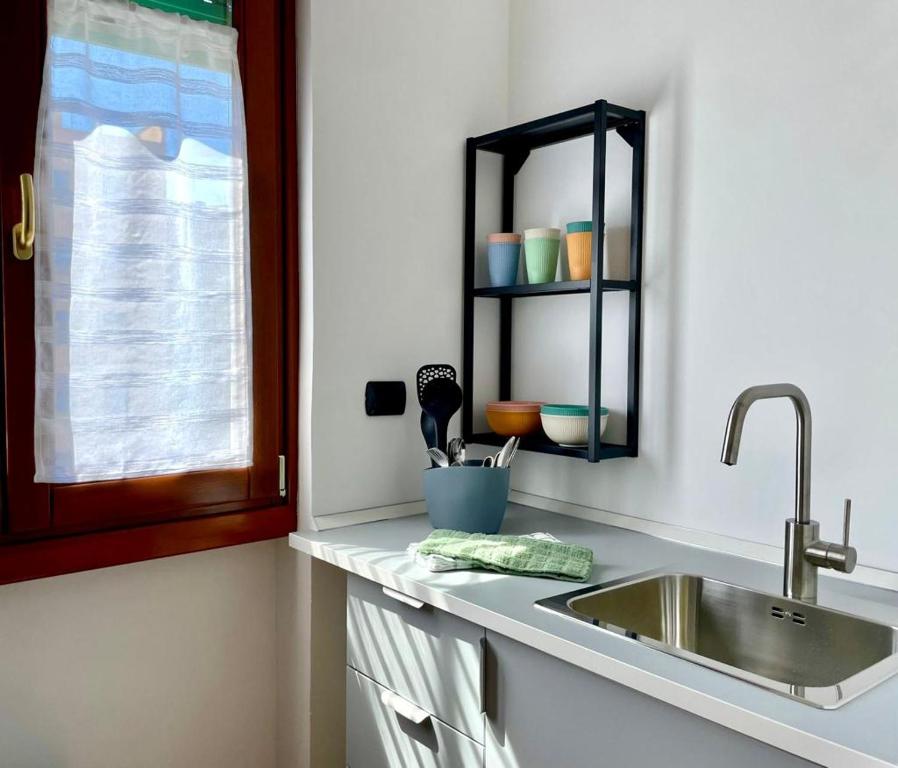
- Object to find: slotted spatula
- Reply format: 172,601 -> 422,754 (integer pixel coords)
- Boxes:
416,364 -> 456,455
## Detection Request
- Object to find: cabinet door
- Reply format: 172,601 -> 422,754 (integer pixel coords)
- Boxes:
484,631 -> 818,768
347,667 -> 483,768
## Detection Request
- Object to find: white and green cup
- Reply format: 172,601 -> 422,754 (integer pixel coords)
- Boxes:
523,227 -> 561,283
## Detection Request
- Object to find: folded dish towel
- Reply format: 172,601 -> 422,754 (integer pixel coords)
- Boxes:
409,532 -> 560,572
410,529 -> 594,582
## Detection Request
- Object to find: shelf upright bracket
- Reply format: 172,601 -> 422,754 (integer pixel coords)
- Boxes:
587,101 -> 608,463
498,149 -> 524,401
615,123 -> 641,149
625,113 -> 647,456
462,138 -> 477,441
505,147 -> 530,177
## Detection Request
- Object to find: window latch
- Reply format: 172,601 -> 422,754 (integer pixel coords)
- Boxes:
13,173 -> 34,261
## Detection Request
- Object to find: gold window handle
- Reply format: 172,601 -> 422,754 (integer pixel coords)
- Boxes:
12,173 -> 34,261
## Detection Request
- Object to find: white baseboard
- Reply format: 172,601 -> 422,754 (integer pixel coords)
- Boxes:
312,499 -> 425,531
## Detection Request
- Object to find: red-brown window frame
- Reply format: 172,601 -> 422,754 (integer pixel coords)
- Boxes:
0,0 -> 298,584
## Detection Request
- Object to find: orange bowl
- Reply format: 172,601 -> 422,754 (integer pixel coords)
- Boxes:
485,407 -> 541,437
486,400 -> 542,412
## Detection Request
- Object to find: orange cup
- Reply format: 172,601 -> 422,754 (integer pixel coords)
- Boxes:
566,231 -> 592,281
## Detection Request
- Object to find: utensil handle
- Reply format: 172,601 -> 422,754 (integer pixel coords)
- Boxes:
435,419 -> 449,454
420,411 -> 438,466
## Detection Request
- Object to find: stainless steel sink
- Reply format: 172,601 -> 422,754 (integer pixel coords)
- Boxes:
536,572 -> 898,708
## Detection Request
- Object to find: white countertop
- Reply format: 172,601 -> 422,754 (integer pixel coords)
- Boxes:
289,502 -> 898,767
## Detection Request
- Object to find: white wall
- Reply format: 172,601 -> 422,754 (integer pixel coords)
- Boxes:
300,0 -> 898,574
506,0 -> 898,572
304,0 -> 511,521
0,542 -> 278,768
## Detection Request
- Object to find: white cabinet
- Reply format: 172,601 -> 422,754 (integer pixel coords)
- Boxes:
345,574 -> 485,767
345,576 -> 819,768
483,631 -> 818,768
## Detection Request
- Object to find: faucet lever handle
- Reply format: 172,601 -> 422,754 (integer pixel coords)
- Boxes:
842,498 -> 851,547
804,498 -> 858,574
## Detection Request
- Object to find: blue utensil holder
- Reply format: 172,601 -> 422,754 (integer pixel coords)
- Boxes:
422,466 -> 510,534
488,242 -> 521,287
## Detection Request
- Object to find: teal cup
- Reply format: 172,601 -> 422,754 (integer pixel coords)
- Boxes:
524,237 -> 560,283
422,466 -> 510,534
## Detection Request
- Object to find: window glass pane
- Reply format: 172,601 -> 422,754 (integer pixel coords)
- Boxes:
34,0 -> 251,482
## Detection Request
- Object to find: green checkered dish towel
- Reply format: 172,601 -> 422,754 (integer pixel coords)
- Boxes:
415,529 -> 594,582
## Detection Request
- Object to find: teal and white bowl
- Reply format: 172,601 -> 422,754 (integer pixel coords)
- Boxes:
540,404 -> 608,447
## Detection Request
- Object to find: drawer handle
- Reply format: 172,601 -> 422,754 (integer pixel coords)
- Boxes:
382,586 -> 425,610
479,636 -> 487,714
380,690 -> 431,725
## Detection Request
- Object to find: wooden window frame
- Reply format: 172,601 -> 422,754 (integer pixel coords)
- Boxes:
0,0 -> 298,584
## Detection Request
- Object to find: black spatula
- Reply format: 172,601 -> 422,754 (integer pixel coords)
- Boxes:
416,364 -> 456,453
421,377 -> 463,455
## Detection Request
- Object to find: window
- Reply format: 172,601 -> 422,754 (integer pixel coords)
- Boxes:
36,2 -> 252,483
0,0 -> 298,583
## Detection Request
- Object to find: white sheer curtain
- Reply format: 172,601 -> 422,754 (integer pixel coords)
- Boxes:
34,0 -> 252,483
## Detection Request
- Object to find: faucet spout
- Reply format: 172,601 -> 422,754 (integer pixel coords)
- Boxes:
720,383 -> 812,524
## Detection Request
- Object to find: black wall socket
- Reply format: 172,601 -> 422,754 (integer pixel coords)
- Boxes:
365,381 -> 406,416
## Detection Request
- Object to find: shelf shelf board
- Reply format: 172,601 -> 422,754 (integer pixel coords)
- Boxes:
471,102 -> 641,154
473,279 -> 636,298
470,432 -> 634,461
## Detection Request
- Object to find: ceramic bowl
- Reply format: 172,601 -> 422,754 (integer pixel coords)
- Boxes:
486,401 -> 542,436
540,404 -> 608,447
486,400 -> 543,411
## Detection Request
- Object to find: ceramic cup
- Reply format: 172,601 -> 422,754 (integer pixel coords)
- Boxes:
566,221 -> 592,281
488,241 -> 521,287
487,232 -> 522,244
523,227 -> 560,284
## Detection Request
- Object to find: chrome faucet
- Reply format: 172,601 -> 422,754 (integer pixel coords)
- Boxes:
720,384 -> 856,602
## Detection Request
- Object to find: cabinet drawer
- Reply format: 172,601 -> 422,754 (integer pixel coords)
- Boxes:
347,574 -> 485,742
347,667 -> 483,768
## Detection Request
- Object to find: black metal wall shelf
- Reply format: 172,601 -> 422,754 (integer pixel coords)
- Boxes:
470,432 -> 633,461
462,100 -> 647,463
472,279 -> 636,298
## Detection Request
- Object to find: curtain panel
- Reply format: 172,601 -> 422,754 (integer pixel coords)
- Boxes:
34,0 -> 252,482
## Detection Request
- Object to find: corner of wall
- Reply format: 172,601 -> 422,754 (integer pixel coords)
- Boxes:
297,0 -> 316,534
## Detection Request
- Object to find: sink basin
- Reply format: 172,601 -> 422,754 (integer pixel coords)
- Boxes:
536,572 -> 898,708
